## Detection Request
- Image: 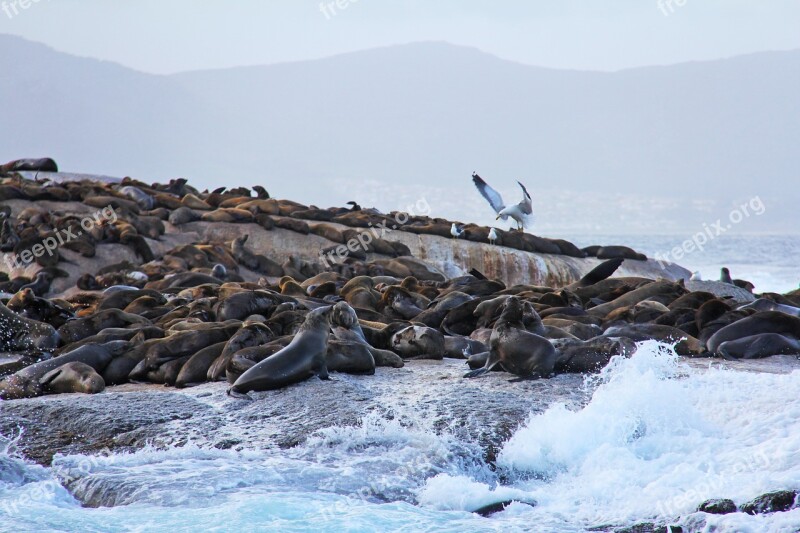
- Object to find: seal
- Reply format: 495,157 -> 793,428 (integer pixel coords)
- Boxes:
603,324 -> 706,356
40,362 -> 106,395
707,311 -> 800,354
588,280 -> 686,318
326,340 -> 376,375
551,337 -> 635,373
174,341 -> 227,388
0,341 -> 128,399
464,296 -> 556,379
717,333 -> 800,360
390,325 -> 445,359
330,301 -> 404,368
228,306 -> 334,395
739,298 -> 800,318
207,321 -> 274,381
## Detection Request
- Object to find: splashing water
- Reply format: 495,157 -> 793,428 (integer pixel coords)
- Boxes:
1,342 -> 799,532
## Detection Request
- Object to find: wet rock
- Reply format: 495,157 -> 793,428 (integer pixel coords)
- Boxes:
472,499 -> 535,516
0,360 -> 591,467
614,523 -> 682,533
740,490 -> 798,515
697,498 -> 737,514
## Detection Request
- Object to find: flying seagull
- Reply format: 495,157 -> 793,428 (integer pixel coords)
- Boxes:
472,172 -> 533,230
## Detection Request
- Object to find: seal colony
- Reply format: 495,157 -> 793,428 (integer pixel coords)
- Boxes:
1,160 -> 799,400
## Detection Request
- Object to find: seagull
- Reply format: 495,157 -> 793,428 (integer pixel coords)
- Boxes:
488,227 -> 499,245
472,172 -> 533,231
450,223 -> 465,239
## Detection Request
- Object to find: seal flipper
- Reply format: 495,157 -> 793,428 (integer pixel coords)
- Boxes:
317,361 -> 330,381
226,388 -> 253,400
717,344 -> 738,361
464,351 -> 500,378
508,374 -> 543,383
39,367 -> 63,387
575,258 -> 624,287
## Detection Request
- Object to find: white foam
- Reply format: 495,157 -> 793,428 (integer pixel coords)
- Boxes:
420,341 -> 800,529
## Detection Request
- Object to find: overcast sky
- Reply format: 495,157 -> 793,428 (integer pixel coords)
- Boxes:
1,1 -> 799,73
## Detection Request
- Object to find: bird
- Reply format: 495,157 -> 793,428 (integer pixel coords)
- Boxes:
472,172 -> 533,231
488,227 -> 499,245
450,223 -> 465,239
689,271 -> 702,281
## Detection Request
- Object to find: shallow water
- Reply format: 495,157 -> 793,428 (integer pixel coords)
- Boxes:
2,342 -> 799,532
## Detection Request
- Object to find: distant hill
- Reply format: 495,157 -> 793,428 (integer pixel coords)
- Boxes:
2,34 -> 797,233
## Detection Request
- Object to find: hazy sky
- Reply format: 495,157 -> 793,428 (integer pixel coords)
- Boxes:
1,1 -> 799,73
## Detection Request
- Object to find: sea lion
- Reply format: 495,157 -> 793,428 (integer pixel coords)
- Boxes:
207,322 -> 274,381
551,337 -> 635,373
214,290 -> 287,321
326,340 -> 376,375
717,333 -> 800,360
174,341 -> 227,388
390,325 -> 445,360
738,299 -> 800,317
464,296 -> 556,379
330,301 -> 404,368
707,311 -> 800,354
588,280 -> 686,318
228,305 -> 334,395
0,341 -> 127,399
40,362 -> 106,395
57,309 -> 150,344
603,324 -> 706,356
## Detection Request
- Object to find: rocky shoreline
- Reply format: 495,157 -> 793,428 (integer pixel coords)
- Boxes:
1,167 -> 799,529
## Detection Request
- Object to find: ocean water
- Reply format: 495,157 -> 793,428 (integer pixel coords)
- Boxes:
563,234 -> 800,295
2,342 -> 799,533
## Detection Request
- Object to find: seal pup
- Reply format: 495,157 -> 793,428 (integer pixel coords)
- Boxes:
228,306 -> 334,395
464,296 -> 556,379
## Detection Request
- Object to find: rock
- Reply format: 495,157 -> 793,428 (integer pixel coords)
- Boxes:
740,490 -> 798,515
472,499 -> 535,517
685,280 -> 756,303
0,360 -> 591,467
697,498 -> 737,514
614,523 -> 682,533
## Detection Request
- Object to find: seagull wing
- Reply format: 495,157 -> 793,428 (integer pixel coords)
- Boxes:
472,172 -> 506,215
517,181 -> 533,214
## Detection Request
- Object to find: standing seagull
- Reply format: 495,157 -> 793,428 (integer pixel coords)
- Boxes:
450,223 -> 465,239
488,227 -> 499,245
471,172 -> 533,230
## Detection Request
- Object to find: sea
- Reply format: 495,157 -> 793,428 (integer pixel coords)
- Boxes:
1,235 -> 799,533
563,234 -> 800,295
